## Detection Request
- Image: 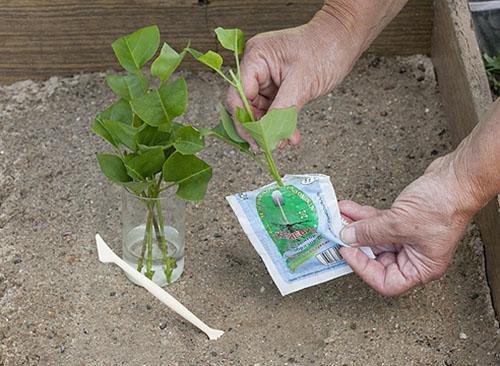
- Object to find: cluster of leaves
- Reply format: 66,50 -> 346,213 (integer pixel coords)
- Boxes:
186,27 -> 298,187
484,53 -> 500,96
93,25 -> 212,201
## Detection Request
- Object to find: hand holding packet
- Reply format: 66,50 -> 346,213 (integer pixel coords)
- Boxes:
227,174 -> 374,295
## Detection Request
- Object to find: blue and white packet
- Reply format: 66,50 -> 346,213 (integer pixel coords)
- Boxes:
226,174 -> 374,295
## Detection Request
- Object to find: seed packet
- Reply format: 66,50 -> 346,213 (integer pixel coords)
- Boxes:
226,174 -> 374,295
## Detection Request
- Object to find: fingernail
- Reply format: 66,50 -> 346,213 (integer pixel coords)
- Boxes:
340,225 -> 357,244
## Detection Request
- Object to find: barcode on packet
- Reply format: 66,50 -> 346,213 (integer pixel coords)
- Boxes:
316,245 -> 344,265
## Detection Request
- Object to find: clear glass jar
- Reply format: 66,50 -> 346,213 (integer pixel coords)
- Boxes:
122,190 -> 185,287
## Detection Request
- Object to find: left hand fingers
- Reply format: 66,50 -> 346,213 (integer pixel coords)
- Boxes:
339,247 -> 419,296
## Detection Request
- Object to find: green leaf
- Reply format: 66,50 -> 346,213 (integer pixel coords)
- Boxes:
214,27 -> 244,55
220,105 -> 245,143
203,123 -> 251,152
163,78 -> 188,119
106,73 -> 149,101
151,43 -> 184,82
123,148 -> 165,180
162,152 -> 212,201
242,106 -> 297,153
136,124 -> 173,148
121,181 -> 151,195
99,99 -> 134,125
235,106 -> 252,123
100,119 -> 137,150
112,25 -> 160,72
131,90 -> 170,128
131,78 -> 187,128
97,154 -> 131,183
92,117 -> 117,147
173,126 -> 205,154
187,48 -> 223,71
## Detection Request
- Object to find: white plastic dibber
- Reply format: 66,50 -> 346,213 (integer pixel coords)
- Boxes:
95,234 -> 224,340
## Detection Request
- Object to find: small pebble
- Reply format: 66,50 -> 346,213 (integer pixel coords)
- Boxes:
13,256 -> 22,264
109,291 -> 116,297
260,286 -> 265,293
211,351 -> 218,357
214,233 -> 222,238
159,322 -> 167,330
388,143 -> 399,152
59,345 -> 65,353
459,332 -> 468,340
146,304 -> 152,310
416,75 -> 425,82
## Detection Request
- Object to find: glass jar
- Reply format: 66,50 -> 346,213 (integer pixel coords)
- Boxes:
122,190 -> 185,287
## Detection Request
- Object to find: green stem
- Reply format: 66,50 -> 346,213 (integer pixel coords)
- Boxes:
234,30 -> 241,79
145,203 -> 154,279
152,175 -> 176,284
230,69 -> 284,187
136,213 -> 149,272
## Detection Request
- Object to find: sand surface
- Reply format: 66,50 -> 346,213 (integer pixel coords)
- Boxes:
0,55 -> 499,365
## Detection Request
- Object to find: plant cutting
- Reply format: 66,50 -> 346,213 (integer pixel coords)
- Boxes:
93,25 -> 213,286
186,27 -> 375,296
186,27 -> 298,187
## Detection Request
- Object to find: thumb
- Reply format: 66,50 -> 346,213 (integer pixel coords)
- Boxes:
269,77 -> 303,146
269,76 -> 304,111
340,211 -> 397,247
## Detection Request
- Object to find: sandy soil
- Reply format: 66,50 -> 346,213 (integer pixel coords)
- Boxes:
0,55 -> 499,366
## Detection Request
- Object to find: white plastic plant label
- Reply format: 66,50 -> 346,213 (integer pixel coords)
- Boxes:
227,174 -> 374,295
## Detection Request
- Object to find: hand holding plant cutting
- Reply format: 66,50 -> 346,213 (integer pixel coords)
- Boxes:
186,28 -> 298,187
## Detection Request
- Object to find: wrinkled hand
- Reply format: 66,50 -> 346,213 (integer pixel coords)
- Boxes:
338,155 -> 481,296
225,12 -> 359,149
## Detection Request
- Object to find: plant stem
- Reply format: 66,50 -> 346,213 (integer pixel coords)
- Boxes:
136,214 -> 149,272
264,152 -> 284,187
145,203 -> 154,279
151,174 -> 176,284
230,69 -> 284,187
234,30 -> 241,79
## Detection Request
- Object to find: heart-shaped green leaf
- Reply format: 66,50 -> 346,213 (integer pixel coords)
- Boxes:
99,99 -> 134,125
112,25 -> 160,72
136,124 -> 173,148
242,106 -> 297,154
187,48 -> 223,71
162,152 -> 212,201
122,181 -> 152,195
214,27 -> 244,55
219,105 -> 245,143
151,43 -> 184,82
106,73 -> 149,100
173,126 -> 205,154
100,119 -> 137,150
123,148 -> 165,179
92,117 -> 117,147
97,154 -> 131,183
131,78 -> 187,129
162,78 -> 188,119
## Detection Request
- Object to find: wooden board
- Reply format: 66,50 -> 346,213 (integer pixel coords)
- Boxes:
0,0 -> 432,84
431,0 -> 498,314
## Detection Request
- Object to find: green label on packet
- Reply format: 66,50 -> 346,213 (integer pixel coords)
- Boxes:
256,185 -> 321,272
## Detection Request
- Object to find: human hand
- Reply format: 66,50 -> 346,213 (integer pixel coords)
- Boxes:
338,155 -> 483,296
225,10 -> 362,149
